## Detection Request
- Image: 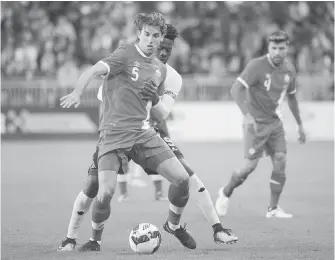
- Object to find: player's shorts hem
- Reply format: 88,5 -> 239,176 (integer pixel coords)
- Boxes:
146,150 -> 176,172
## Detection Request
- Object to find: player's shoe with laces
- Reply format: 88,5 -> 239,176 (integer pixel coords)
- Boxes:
57,237 -> 76,251
163,221 -> 196,249
117,194 -> 130,203
78,240 -> 101,252
266,206 -> 293,218
214,228 -> 238,245
155,191 -> 168,201
215,187 -> 230,216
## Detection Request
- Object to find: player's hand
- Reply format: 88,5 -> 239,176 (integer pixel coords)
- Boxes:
298,125 -> 306,144
141,80 -> 160,106
60,90 -> 81,108
243,113 -> 257,131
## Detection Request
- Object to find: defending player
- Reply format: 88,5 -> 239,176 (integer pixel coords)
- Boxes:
215,31 -> 306,218
60,13 -> 196,251
58,24 -> 238,252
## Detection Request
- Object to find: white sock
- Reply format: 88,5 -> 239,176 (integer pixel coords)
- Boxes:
66,191 -> 93,239
190,174 -> 220,226
168,204 -> 184,231
168,221 -> 180,231
117,173 -> 128,182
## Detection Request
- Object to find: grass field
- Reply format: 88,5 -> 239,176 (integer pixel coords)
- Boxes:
1,140 -> 334,260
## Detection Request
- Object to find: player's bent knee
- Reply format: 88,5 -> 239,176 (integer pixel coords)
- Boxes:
83,175 -> 99,198
242,159 -> 259,175
96,187 -> 115,205
96,170 -> 117,203
175,175 -> 189,189
156,157 -> 189,188
273,152 -> 286,172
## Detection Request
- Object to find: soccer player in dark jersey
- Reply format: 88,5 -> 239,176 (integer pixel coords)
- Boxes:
58,24 -> 238,253
215,31 -> 306,218
60,12 -> 196,251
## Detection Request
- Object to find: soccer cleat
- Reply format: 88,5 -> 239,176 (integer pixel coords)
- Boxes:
214,228 -> 238,245
155,191 -> 168,201
78,240 -> 101,252
266,206 -> 293,218
163,221 -> 196,249
57,237 -> 76,251
215,187 -> 230,216
117,194 -> 130,203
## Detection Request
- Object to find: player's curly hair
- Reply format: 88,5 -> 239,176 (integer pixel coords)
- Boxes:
134,12 -> 167,36
165,24 -> 179,41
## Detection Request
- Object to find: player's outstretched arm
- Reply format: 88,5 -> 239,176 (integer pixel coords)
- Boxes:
60,63 -> 108,108
75,63 -> 109,94
287,93 -> 306,143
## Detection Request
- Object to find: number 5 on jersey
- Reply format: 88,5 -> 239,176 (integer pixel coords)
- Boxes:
131,67 -> 139,81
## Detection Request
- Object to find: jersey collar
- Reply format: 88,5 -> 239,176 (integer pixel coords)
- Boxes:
135,44 -> 154,59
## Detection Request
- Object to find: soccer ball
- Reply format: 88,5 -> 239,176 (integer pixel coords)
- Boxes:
129,223 -> 162,254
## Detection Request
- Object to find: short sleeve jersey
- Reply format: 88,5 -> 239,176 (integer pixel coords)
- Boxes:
237,54 -> 296,123
98,44 -> 167,132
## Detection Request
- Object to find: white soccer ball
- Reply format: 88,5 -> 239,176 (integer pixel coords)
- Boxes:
129,223 -> 162,254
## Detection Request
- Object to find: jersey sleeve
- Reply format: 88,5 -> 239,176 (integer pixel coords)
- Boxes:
237,59 -> 259,89
98,45 -> 127,79
151,65 -> 181,121
164,65 -> 182,98
287,66 -> 297,95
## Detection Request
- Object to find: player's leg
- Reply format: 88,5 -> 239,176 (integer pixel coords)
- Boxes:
179,158 -> 238,244
156,157 -> 196,249
150,174 -> 167,200
117,168 -> 129,202
131,137 -> 196,249
216,123 -> 267,216
266,122 -> 292,218
150,134 -> 180,201
58,148 -> 99,251
79,151 -> 122,252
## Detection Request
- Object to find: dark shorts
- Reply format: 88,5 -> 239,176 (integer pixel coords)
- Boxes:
87,146 -> 99,176
144,127 -> 184,175
155,127 -> 184,159
244,119 -> 286,160
98,130 -> 175,174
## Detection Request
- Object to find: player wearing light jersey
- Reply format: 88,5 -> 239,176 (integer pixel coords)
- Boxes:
60,13 -> 196,252
215,31 -> 306,218
58,24 -> 237,253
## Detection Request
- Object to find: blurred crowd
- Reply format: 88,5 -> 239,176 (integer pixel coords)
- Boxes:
1,2 -> 334,85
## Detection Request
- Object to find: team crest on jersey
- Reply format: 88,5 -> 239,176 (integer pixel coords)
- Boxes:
133,61 -> 140,67
284,74 -> 290,83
